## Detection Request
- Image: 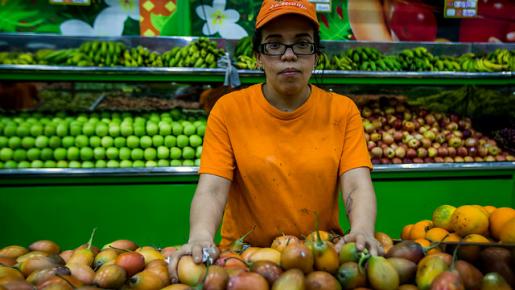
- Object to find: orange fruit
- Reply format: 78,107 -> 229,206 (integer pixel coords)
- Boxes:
451,205 -> 489,237
442,233 -> 460,243
483,205 -> 496,216
401,224 -> 413,240
489,207 -> 515,241
499,217 -> 515,243
458,234 -> 489,262
414,238 -> 441,255
432,205 -> 456,231
425,227 -> 450,243
374,232 -> 394,253
410,220 -> 433,240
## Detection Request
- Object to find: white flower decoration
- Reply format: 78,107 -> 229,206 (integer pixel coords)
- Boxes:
196,0 -> 248,39
60,0 -> 140,36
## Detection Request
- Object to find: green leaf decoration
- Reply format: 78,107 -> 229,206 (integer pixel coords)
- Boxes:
319,0 -> 352,40
0,1 -> 43,32
150,13 -> 169,32
34,24 -> 61,33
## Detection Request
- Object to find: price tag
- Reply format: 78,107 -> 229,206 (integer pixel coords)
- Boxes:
309,0 -> 332,13
444,0 -> 477,18
49,0 -> 91,6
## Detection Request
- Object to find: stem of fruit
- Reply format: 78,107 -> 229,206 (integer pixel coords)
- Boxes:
314,212 -> 324,247
87,227 -> 97,250
357,249 -> 370,274
230,225 -> 256,253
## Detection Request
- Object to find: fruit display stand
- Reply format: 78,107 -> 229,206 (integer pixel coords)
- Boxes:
0,35 -> 514,250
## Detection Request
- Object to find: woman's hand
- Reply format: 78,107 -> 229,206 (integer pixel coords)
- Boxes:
167,238 -> 220,284
335,229 -> 384,256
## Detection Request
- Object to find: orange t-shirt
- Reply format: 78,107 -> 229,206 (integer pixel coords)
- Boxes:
199,84 -> 372,248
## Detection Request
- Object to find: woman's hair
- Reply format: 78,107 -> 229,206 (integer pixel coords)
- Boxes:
252,23 -> 322,56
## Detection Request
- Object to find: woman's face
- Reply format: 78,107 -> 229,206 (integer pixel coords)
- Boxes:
257,14 -> 317,96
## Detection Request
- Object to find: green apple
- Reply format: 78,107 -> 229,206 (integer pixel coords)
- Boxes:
114,137 -> 126,148
82,123 -> 95,136
80,147 -> 94,161
109,124 -> 121,137
75,135 -> 89,148
40,148 -> 53,161
67,147 -> 80,161
131,148 -> 144,160
127,136 -> 140,148
21,137 -> 35,149
94,147 -> 106,160
69,160 -> 81,168
196,146 -> 202,158
3,124 -> 17,137
134,117 -> 146,126
146,122 -> 158,136
134,125 -> 145,137
8,137 -> 21,149
181,121 -> 193,128
89,136 -> 101,148
16,125 -> 30,137
48,136 -> 61,148
193,120 -> 204,127
170,147 -> 182,160
145,160 -> 157,167
44,160 -> 56,168
81,161 -> 95,168
152,135 -> 164,147
182,146 -> 195,160
196,124 -> 206,136
77,115 -> 88,123
120,160 -> 133,168
0,136 -> 7,148
95,160 -> 107,168
172,123 -> 183,136
132,160 -> 145,167
189,135 -> 203,147
176,135 -> 189,148
106,147 -> 119,160
53,148 -> 67,161
35,136 -> 49,148
17,161 -> 31,168
157,159 -> 170,167
144,148 -> 157,161
159,123 -> 172,136
119,147 -> 131,160
149,113 -> 160,123
182,160 -> 195,166
56,123 -> 68,137
157,146 -> 170,160
101,136 -> 114,148
164,135 -> 177,147
13,149 -> 27,161
140,136 -> 152,148
27,148 -> 41,161
4,160 -> 17,168
62,136 -> 75,148
44,124 -> 57,136
170,159 -> 182,166
29,124 -> 43,137
70,123 -> 82,136
95,123 -> 109,137
107,160 -> 120,168
120,123 -> 133,136
30,160 -> 44,168
0,148 -> 14,161
195,158 -> 201,166
183,125 -> 196,136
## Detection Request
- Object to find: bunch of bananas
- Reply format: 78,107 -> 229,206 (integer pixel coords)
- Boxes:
345,47 -> 383,63
315,53 -> 333,70
123,46 -> 163,67
234,36 -> 253,57
235,55 -> 257,70
161,38 -> 224,68
0,52 -> 36,65
458,49 -> 513,72
398,47 -> 436,71
37,49 -> 78,66
68,41 -> 128,67
433,56 -> 461,72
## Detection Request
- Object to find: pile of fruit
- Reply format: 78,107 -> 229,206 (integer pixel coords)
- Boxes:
0,38 -> 225,68
232,35 -> 514,73
359,97 -> 514,164
0,109 -> 205,169
1,224 -> 514,290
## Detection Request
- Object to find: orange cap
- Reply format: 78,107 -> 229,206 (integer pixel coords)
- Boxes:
256,0 -> 319,29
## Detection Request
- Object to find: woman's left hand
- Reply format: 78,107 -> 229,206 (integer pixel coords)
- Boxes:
334,230 -> 384,256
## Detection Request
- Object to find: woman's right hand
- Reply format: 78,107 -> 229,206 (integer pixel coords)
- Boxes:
167,238 -> 220,284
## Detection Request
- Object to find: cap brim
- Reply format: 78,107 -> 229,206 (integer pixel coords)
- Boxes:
256,11 -> 319,29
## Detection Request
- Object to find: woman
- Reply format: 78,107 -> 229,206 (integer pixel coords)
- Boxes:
169,0 -> 381,281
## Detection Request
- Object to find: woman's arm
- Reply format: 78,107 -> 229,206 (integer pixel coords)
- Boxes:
337,167 -> 383,256
168,173 -> 231,282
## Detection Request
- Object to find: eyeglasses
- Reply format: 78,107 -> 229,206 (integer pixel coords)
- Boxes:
259,42 -> 317,56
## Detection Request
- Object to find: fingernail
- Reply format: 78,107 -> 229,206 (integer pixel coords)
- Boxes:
171,278 -> 177,283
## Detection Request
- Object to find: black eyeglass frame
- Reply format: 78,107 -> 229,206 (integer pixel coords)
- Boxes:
258,42 -> 318,56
